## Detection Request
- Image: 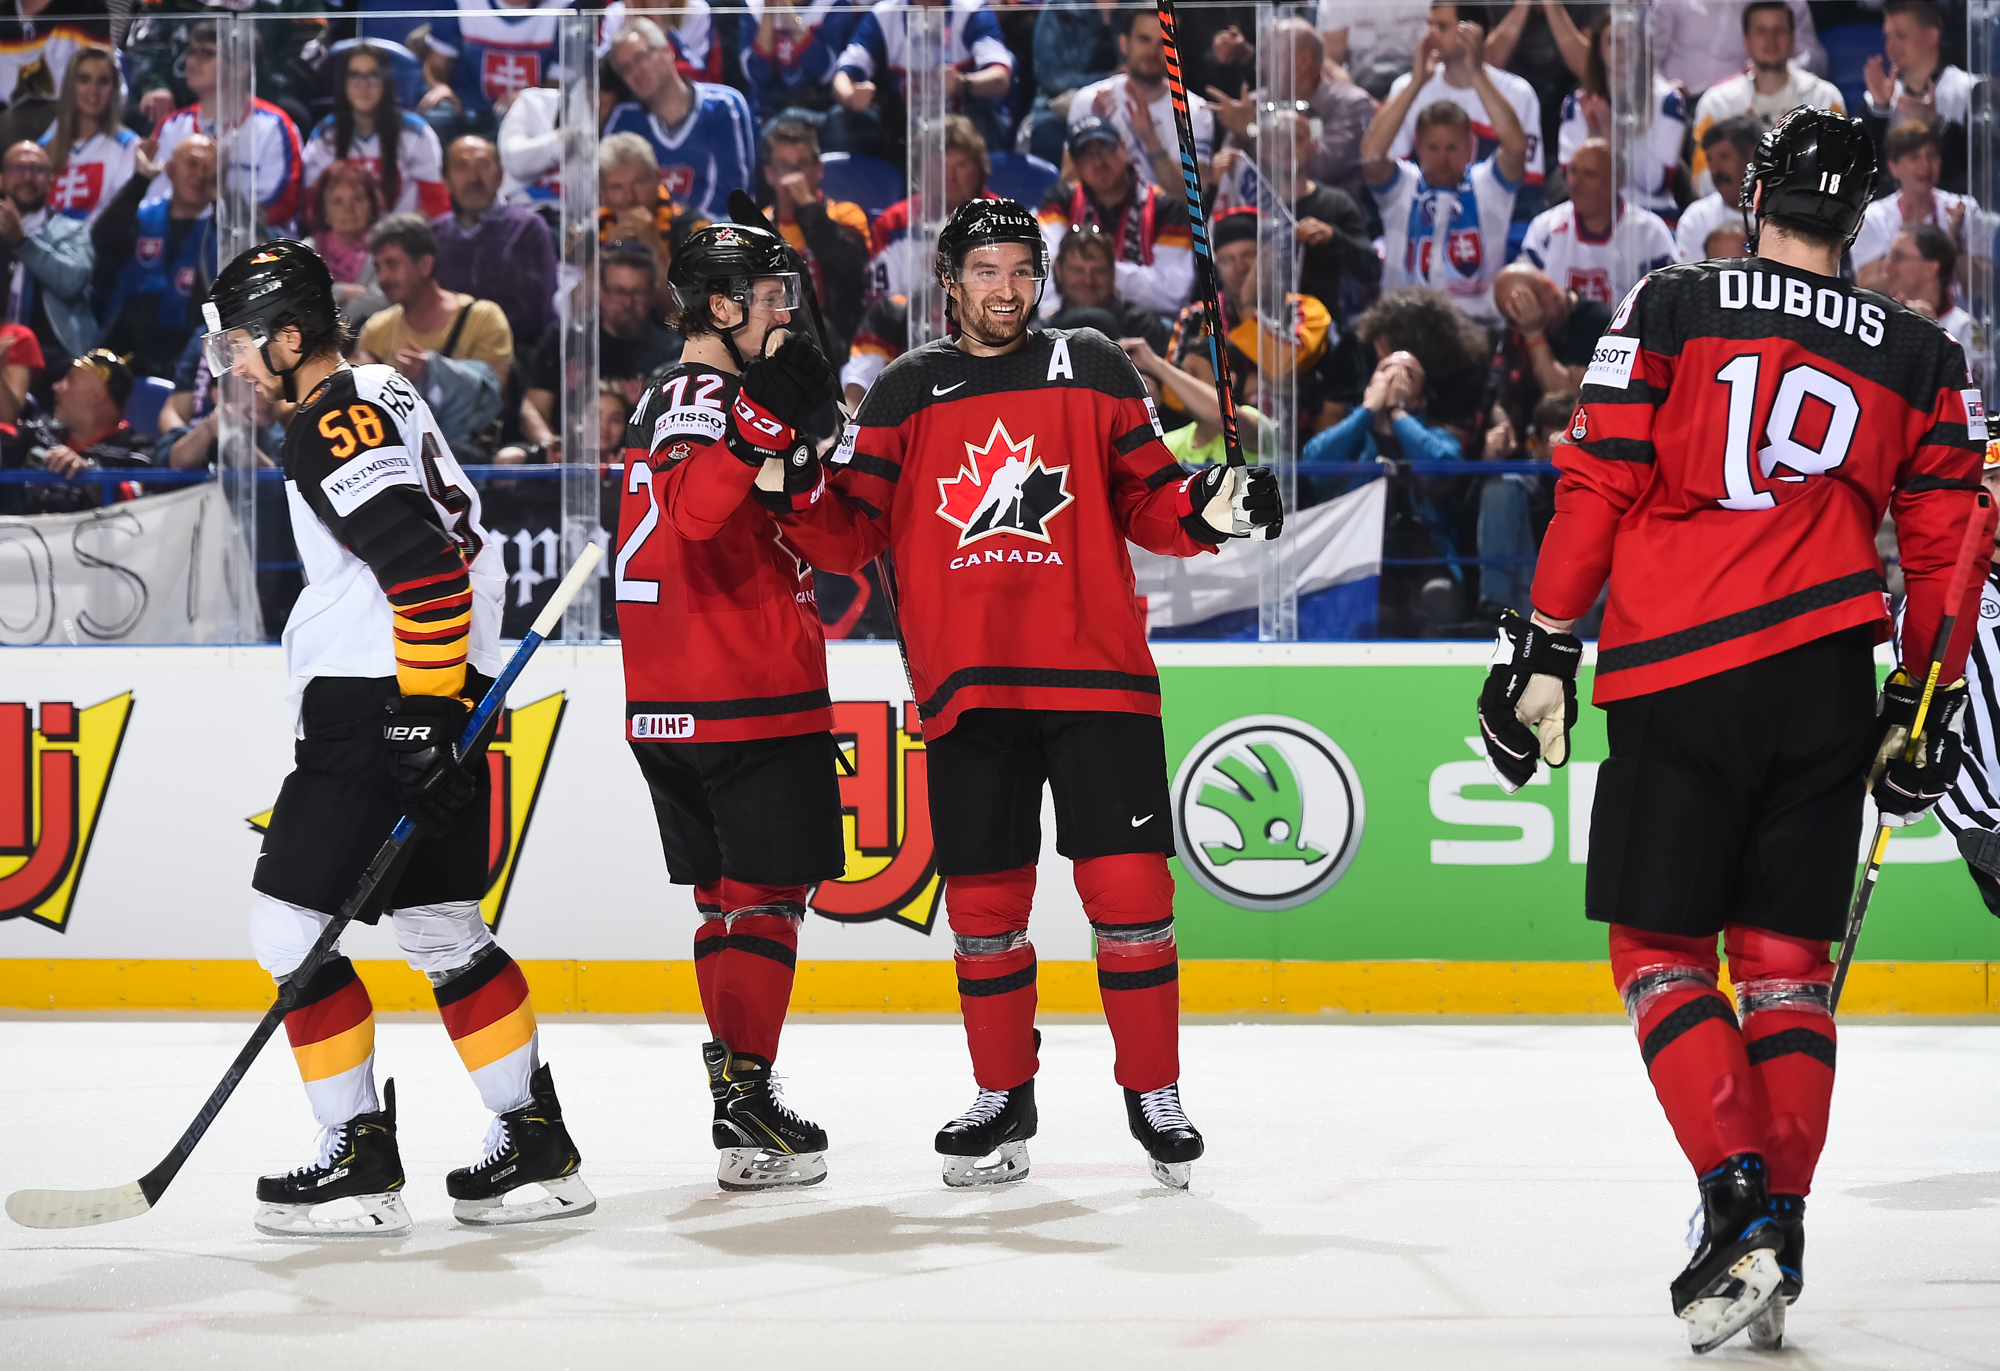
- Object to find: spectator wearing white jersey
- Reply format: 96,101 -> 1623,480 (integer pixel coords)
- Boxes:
1652,0 -> 1824,98
1518,139 -> 1673,307
1853,120 -> 1979,294
1687,1 -> 1843,196
302,45 -> 450,221
1862,0 -> 1973,196
1362,23 -> 1528,328
1676,117 -> 1759,262
40,46 -> 136,228
1382,6 -> 1545,214
1068,9 -> 1214,194
1555,13 -> 1686,226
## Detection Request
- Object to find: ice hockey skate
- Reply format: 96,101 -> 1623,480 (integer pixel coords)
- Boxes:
1125,1083 -> 1203,1190
1746,1194 -> 1806,1351
1672,1154 -> 1784,1354
704,1040 -> 828,1191
253,1079 -> 412,1238
936,1078 -> 1037,1187
447,1063 -> 595,1225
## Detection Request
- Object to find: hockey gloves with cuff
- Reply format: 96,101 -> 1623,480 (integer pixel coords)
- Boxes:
1871,670 -> 1967,827
1477,609 -> 1583,793
1180,464 -> 1283,544
731,333 -> 837,510
383,695 -> 477,833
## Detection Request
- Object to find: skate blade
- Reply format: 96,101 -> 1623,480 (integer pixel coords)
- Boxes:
253,1192 -> 412,1238
453,1172 -> 597,1226
1682,1248 -> 1782,1354
1746,1295 -> 1788,1352
1148,1158 -> 1193,1191
717,1148 -> 828,1192
941,1140 -> 1029,1188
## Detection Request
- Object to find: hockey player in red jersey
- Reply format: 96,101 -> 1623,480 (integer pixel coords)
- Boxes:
1475,108 -> 1990,1353
614,221 -> 846,1191
205,241 -> 592,1236
770,198 -> 1282,1190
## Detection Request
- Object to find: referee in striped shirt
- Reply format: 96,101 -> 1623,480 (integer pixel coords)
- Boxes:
1934,440 -> 2000,909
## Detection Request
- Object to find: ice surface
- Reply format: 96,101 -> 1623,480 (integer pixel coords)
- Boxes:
1,1019 -> 1996,1370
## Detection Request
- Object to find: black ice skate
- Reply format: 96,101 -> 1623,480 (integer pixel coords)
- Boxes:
253,1078 -> 411,1237
447,1063 -> 596,1225
1124,1083 -> 1204,1190
1747,1193 -> 1806,1351
1671,1153 -> 1784,1354
704,1040 -> 828,1191
936,1078 -> 1038,1187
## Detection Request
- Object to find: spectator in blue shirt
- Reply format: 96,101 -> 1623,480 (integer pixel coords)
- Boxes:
604,16 -> 758,221
741,0 -> 860,120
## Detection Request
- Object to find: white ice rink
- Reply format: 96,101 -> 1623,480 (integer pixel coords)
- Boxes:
0,1018 -> 1995,1370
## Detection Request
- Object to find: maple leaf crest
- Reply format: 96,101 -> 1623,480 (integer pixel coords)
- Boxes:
935,419 -> 1073,548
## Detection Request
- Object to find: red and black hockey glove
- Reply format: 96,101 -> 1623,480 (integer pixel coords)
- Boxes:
1179,464 -> 1283,544
727,332 -> 837,462
751,431 -> 830,513
382,695 -> 477,834
1872,671 -> 1967,827
1476,609 -> 1582,793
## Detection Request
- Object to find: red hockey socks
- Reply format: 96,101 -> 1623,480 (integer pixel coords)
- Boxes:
1077,853 -> 1180,1092
1609,924 -> 1769,1177
1727,924 -> 1837,1198
282,954 -> 378,1128
696,880 -> 803,1063
948,865 -> 1039,1090
434,950 -> 540,1114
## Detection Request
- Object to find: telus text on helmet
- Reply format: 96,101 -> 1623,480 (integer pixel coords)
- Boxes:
1717,270 -> 1886,347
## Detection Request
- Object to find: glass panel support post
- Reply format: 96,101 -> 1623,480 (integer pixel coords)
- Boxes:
558,13 -> 605,643
213,12 -> 262,641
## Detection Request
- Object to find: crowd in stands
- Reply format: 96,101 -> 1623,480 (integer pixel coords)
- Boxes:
0,0 -> 1983,638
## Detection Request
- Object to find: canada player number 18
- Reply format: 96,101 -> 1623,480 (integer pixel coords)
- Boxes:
1713,356 -> 1859,512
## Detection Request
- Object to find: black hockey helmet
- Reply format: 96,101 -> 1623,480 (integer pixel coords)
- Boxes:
1744,106 -> 1877,250
935,197 -> 1048,285
202,239 -> 339,400
669,221 -> 803,365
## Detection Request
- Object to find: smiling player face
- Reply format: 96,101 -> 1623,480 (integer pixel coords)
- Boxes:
950,242 -> 1040,352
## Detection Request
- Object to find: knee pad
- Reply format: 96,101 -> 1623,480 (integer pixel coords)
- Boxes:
1608,924 -> 1723,1026
946,866 -> 1035,950
716,879 -> 808,921
1075,854 -> 1175,956
249,893 -> 337,983
1726,925 -> 1835,1019
391,901 -> 497,984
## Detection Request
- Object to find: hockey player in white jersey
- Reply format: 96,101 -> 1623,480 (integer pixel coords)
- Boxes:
202,241 -> 594,1236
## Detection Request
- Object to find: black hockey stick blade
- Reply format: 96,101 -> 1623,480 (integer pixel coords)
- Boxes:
6,548 -> 603,1229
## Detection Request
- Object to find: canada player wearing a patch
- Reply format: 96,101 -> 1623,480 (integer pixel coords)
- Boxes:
203,241 -> 593,1237
613,221 -> 846,1192
774,198 -> 1282,1191
1474,109 -> 1990,1354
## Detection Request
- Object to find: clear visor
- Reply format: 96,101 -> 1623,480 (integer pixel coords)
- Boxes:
203,323 -> 267,379
744,273 -> 804,314
951,243 -> 1048,290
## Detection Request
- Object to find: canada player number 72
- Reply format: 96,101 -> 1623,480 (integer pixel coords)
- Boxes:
1713,355 -> 1860,512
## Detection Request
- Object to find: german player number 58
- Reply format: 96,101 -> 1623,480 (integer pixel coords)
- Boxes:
1713,355 -> 1860,512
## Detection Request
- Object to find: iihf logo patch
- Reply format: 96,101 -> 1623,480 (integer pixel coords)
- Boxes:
936,419 -> 1074,549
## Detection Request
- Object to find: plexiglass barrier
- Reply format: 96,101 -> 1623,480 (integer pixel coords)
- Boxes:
0,2 -> 1963,645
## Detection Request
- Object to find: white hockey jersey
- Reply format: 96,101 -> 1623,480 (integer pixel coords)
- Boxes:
1371,155 -> 1519,324
1519,198 -> 1675,305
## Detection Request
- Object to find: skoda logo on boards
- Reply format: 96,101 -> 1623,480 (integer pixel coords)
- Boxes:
1170,715 -> 1364,911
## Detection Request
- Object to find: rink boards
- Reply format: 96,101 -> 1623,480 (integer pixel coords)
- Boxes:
2,642 -> 1997,1015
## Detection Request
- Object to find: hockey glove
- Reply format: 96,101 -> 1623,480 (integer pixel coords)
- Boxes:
742,332 -> 837,431
1179,464 -> 1284,544
751,432 -> 826,513
382,695 -> 477,833
1872,671 -> 1967,827
1476,609 -> 1583,793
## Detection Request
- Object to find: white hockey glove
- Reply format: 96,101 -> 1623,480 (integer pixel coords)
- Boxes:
1476,609 -> 1582,793
1179,464 -> 1283,544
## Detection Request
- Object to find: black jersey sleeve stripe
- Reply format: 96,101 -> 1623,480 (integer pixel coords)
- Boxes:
845,452 -> 902,483
1901,472 -> 1984,494
1114,424 -> 1159,456
1144,462 -> 1186,490
1918,421 -> 1980,450
627,688 -> 832,721
843,493 -> 885,519
1573,436 -> 1657,464
917,666 -> 1161,721
1597,570 -> 1885,676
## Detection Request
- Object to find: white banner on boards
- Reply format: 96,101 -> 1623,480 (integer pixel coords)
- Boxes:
0,484 -> 260,645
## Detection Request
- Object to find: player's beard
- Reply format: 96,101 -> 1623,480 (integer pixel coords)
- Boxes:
956,288 -> 1033,350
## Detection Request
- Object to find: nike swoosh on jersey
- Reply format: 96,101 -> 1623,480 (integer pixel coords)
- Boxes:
932,381 -> 967,395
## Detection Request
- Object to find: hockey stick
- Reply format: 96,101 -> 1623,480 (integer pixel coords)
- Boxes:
1155,0 -> 1271,542
5,544 -> 604,1230
1830,493 -> 1992,1013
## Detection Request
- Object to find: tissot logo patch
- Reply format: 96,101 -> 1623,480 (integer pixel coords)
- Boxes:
935,419 -> 1074,548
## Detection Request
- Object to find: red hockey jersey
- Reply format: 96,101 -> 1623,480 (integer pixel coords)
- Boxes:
614,361 -> 832,742
777,328 -> 1216,737
1534,258 -> 1989,703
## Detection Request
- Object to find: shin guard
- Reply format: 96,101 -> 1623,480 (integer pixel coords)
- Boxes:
707,879 -> 805,1063
281,955 -> 379,1129
1609,924 -> 1769,1177
692,882 -> 725,1039
1727,924 -> 1837,1198
434,949 -> 540,1114
948,866 -> 1038,1090
1077,853 -> 1180,1092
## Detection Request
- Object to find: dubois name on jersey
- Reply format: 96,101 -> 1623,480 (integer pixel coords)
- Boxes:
282,364 -> 506,723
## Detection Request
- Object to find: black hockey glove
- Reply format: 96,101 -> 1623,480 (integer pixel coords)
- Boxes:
382,695 -> 476,833
751,433 -> 827,513
738,333 -> 836,430
1179,464 -> 1284,544
1476,609 -> 1583,793
1872,671 -> 1967,827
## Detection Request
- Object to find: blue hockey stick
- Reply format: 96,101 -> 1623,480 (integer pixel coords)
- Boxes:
5,544 -> 604,1230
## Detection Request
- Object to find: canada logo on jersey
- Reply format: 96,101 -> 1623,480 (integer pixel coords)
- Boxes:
936,419 -> 1074,549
